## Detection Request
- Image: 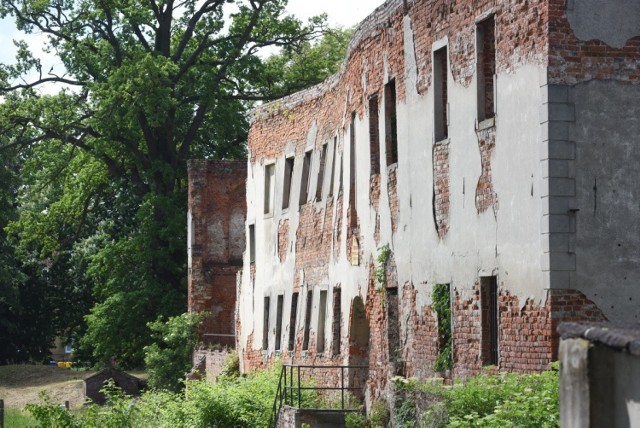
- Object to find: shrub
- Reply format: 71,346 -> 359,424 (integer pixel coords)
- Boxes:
143,311 -> 207,392
26,392 -> 80,428
392,364 -> 559,428
24,361 -> 319,428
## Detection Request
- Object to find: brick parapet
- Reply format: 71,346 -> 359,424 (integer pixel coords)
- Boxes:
249,0 -> 550,163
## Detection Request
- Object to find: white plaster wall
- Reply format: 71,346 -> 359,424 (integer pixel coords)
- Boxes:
238,20 -> 549,362
571,81 -> 640,322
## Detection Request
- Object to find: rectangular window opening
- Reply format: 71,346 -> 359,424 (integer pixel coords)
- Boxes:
434,46 -> 449,141
349,113 -> 357,228
481,276 -> 499,366
328,137 -> 337,198
262,296 -> 270,350
288,292 -> 299,351
299,151 -> 312,206
477,16 -> 496,122
384,79 -> 398,166
315,144 -> 328,201
338,150 -> 344,194
386,287 -> 402,375
248,224 -> 255,263
369,95 -> 380,175
316,290 -> 328,353
264,164 -> 275,215
331,288 -> 341,356
282,157 -> 294,210
302,290 -> 313,351
275,295 -> 284,351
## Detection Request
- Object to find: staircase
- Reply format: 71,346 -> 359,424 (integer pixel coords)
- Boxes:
269,364 -> 368,428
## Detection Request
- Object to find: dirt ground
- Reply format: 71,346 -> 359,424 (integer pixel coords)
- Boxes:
0,365 -> 99,409
0,365 -> 146,410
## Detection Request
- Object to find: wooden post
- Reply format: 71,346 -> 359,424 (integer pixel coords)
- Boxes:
1,398 -> 5,428
64,400 -> 70,410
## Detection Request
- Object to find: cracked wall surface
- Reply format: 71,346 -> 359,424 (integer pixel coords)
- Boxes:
196,0 -> 640,409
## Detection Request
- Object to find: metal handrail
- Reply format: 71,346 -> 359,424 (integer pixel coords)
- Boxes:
269,364 -> 368,427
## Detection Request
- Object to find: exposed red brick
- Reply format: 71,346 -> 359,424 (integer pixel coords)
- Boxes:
475,127 -> 498,214
433,140 -> 450,238
548,0 -> 640,85
187,160 -> 246,348
387,167 -> 399,233
278,219 -> 289,263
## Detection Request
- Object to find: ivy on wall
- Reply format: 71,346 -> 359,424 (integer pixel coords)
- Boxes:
433,283 -> 453,372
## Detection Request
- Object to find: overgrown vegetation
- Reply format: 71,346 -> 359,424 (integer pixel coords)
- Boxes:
23,362 -> 321,428
392,363 -> 559,427
4,408 -> 36,427
143,312 -> 207,392
432,284 -> 452,372
13,362 -> 559,428
375,244 -> 391,289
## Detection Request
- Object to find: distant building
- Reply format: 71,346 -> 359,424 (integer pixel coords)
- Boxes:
83,370 -> 145,405
189,0 -> 640,404
50,337 -> 72,362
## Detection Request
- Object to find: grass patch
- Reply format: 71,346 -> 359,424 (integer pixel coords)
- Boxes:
4,408 -> 37,427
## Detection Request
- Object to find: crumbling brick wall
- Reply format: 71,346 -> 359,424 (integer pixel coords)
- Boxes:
188,160 -> 247,348
548,0 -> 640,85
239,0 -> 627,410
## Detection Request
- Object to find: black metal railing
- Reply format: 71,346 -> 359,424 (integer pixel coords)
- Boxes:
269,364 -> 368,427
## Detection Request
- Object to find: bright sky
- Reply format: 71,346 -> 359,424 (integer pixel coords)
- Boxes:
286,0 -> 380,28
0,0 -> 381,90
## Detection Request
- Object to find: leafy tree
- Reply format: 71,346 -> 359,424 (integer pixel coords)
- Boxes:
0,0 -> 350,365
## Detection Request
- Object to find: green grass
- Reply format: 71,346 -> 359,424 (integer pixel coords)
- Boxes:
4,408 -> 37,427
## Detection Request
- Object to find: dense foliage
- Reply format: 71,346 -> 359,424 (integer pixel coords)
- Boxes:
392,364 -> 559,427
0,0 -> 351,365
26,362 -> 320,428
22,363 -> 559,428
144,312 -> 206,391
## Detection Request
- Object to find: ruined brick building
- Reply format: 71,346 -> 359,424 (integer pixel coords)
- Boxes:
189,0 -> 640,403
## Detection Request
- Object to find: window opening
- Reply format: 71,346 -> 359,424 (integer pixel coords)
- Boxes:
349,113 -> 357,228
369,95 -> 380,175
299,151 -> 312,206
481,276 -> 499,366
262,296 -> 270,350
282,157 -> 294,210
288,292 -> 299,351
384,79 -> 398,166
275,295 -> 284,351
338,150 -> 344,194
248,224 -> 255,263
434,46 -> 449,141
264,164 -> 275,215
328,137 -> 337,198
302,290 -> 313,351
386,287 -> 403,375
433,283 -> 453,372
332,288 -> 342,356
477,16 -> 496,121
315,144 -> 328,201
317,290 -> 328,353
